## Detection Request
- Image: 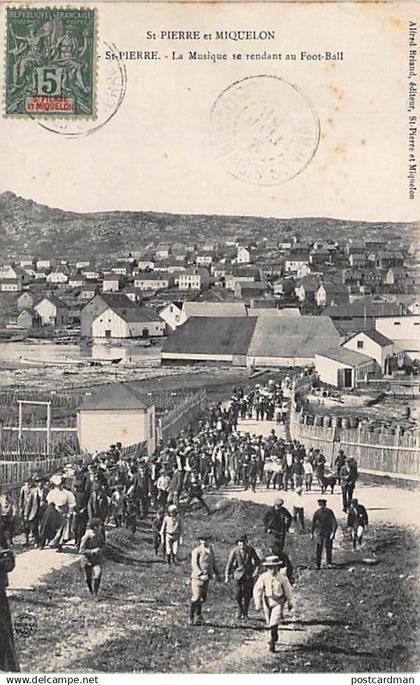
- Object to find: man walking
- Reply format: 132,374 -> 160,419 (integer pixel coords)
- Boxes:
311,498 -> 337,569
347,498 -> 369,549
190,534 -> 221,626
263,498 -> 293,554
253,555 -> 294,653
225,534 -> 261,620
0,542 -> 19,671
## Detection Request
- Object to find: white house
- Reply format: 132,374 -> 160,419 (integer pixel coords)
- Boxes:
342,330 -> 395,374
285,251 -> 310,273
159,301 -> 184,331
91,306 -> 165,338
46,267 -> 69,285
315,348 -> 380,388
102,275 -> 123,292
236,246 -> 251,264
134,272 -> 174,290
77,383 -> 156,456
375,315 -> 420,360
296,263 -> 312,278
1,277 -> 22,292
34,295 -> 67,327
178,269 -> 210,291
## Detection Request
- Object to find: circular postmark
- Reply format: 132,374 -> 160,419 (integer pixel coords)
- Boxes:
34,42 -> 127,138
14,613 -> 37,638
210,75 -> 320,186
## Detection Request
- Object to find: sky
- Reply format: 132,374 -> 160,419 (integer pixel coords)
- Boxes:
1,1 -> 419,222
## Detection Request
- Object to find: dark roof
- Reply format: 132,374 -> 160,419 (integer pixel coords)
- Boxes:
109,306 -> 161,323
100,293 -> 138,308
247,316 -> 342,358
79,383 -> 154,411
323,302 -> 403,318
162,316 -> 257,356
345,330 -> 393,347
135,272 -> 171,280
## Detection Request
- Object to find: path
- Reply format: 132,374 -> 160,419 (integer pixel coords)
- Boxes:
8,547 -> 76,591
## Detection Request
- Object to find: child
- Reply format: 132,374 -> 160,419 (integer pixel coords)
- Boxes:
79,518 -> 105,599
303,458 -> 313,492
160,504 -> 183,564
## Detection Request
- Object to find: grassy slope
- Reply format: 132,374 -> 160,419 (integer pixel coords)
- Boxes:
10,497 -> 419,673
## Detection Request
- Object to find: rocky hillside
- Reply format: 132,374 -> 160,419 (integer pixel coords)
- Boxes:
0,191 -> 416,257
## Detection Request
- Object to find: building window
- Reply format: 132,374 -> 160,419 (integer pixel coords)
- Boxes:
393,322 -> 401,326
357,340 -> 364,349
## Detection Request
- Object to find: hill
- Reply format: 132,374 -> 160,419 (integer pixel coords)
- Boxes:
0,191 -> 415,257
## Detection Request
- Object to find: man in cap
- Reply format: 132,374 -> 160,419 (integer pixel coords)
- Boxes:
311,499 -> 337,569
225,534 -> 261,620
160,504 -> 183,565
253,555 -> 294,653
79,518 -> 105,599
347,498 -> 369,549
190,533 -> 221,626
263,498 -> 293,554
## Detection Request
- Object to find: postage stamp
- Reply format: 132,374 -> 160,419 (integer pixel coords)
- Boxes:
5,7 -> 97,117
210,75 -> 320,186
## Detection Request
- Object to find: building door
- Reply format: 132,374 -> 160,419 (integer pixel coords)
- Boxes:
344,368 -> 353,388
105,329 -> 111,338
142,328 -> 149,338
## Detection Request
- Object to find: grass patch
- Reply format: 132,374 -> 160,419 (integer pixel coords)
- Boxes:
9,497 -> 419,673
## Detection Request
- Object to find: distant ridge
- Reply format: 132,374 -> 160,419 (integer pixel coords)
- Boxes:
0,191 -> 415,258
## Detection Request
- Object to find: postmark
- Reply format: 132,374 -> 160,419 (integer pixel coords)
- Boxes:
35,41 -> 127,137
210,75 -> 320,186
5,6 -> 97,118
14,613 -> 37,638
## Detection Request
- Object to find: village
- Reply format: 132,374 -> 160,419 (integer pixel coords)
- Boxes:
0,221 -> 419,675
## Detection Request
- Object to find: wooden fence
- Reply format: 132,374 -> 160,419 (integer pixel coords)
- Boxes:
0,456 -> 83,489
158,390 -> 207,442
289,401 -> 420,479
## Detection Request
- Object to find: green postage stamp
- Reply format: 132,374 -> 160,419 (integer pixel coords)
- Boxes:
5,7 -> 96,117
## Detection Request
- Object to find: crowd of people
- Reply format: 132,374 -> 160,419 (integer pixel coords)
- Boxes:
0,378 -> 370,669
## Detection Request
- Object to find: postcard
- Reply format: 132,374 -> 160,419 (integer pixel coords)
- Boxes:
0,0 -> 419,678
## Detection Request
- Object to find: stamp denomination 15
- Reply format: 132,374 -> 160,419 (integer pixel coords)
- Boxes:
210,75 -> 320,186
5,7 -> 96,118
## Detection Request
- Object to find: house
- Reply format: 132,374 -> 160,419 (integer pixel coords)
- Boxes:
80,293 -> 138,337
316,282 -> 349,308
134,272 -> 174,291
225,266 -> 260,291
285,250 -> 310,273
342,330 -> 395,374
236,246 -> 251,264
81,266 -> 101,281
1,277 -> 22,292
315,348 -> 380,388
342,268 -> 363,286
68,272 -> 86,289
122,287 -> 143,303
78,284 -> 99,302
37,259 -> 53,271
155,247 -> 171,260
245,316 -> 343,368
34,294 -> 68,327
234,281 -> 269,301
322,302 -> 404,334
111,261 -> 135,277
295,277 -> 318,303
177,301 -> 248,327
77,383 -> 156,456
158,301 -> 184,331
178,269 -> 210,291
46,267 -> 69,285
376,251 -> 404,270
296,263 -> 312,278
196,251 -> 215,266
19,257 -> 35,269
384,267 -> 411,290
91,305 -> 165,339
102,274 -> 124,292
310,249 -> 330,268
17,291 -> 37,311
17,308 -> 41,330
273,277 -> 296,297
375,315 -> 420,360
257,261 -> 284,280
162,317 -> 257,365
349,253 -> 368,268
76,259 -> 93,270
